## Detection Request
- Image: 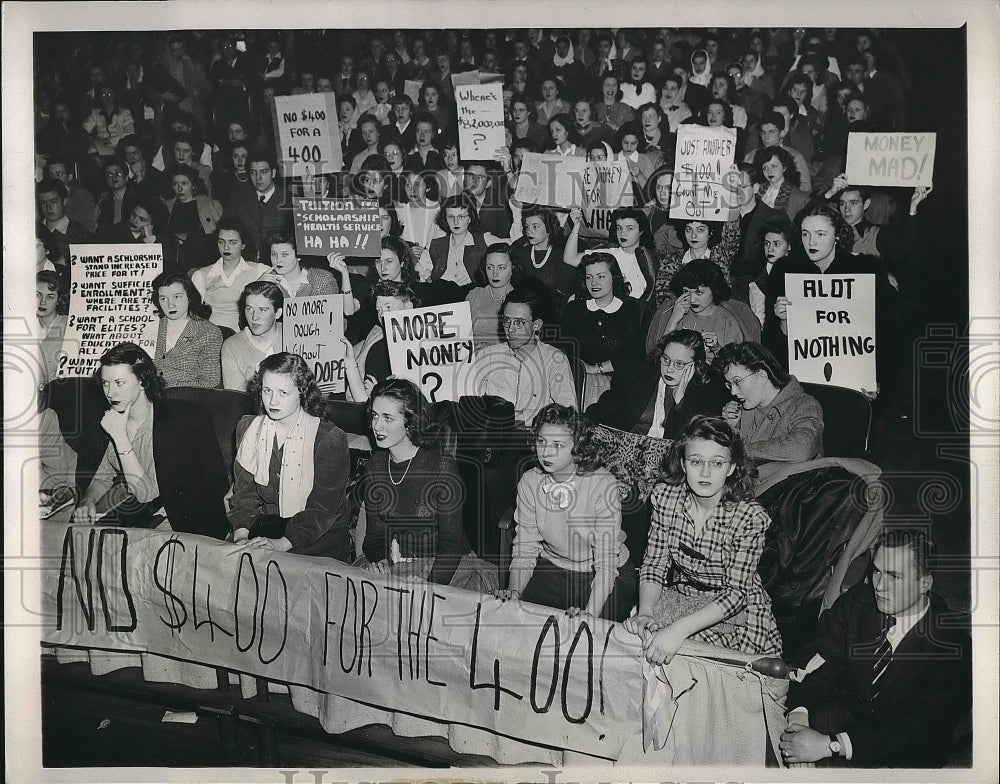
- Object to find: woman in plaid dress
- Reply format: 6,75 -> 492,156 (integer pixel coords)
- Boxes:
624,415 -> 781,664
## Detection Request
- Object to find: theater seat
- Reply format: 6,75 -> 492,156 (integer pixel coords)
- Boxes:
800,382 -> 872,458
41,376 -> 111,498
164,387 -> 254,482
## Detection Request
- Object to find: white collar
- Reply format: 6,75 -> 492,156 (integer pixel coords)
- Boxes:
257,184 -> 277,203
586,297 -> 623,313
208,256 -> 253,283
46,215 -> 71,234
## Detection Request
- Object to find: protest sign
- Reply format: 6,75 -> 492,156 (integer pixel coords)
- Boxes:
384,302 -> 474,402
450,70 -> 505,88
403,79 -> 422,105
292,197 -> 381,257
59,244 -> 162,377
456,82 -> 506,159
274,93 -> 342,178
579,158 -> 634,238
282,294 -> 346,393
785,274 -> 877,392
845,132 -> 936,188
670,125 -> 739,221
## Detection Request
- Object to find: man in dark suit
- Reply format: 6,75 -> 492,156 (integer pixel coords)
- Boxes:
780,530 -> 971,768
222,151 -> 288,263
463,162 -> 511,238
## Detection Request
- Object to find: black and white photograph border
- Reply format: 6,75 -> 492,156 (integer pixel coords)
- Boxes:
3,0 -> 998,782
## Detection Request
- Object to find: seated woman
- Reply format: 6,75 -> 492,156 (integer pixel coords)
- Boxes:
499,404 -> 635,620
565,205 -> 660,307
359,378 -> 496,591
742,144 -> 810,264
260,231 -> 358,321
460,285 -> 577,427
623,415 -> 782,663
714,341 -> 824,464
545,113 -> 584,157
36,270 -> 69,388
643,168 -> 684,258
559,252 -> 651,409
509,206 -> 574,306
349,280 -> 419,399
654,216 -> 741,306
416,194 -> 502,295
658,260 -> 744,363
465,242 -> 524,347
229,352 -> 352,560
587,329 -> 731,440
70,342 -> 229,538
191,218 -> 269,334
141,271 -> 223,388
157,163 -> 223,274
221,280 -> 284,392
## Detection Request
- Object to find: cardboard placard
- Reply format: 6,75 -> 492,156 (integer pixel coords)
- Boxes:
450,69 -> 505,88
403,79 -> 423,105
785,273 -> 877,392
292,197 -> 381,257
384,302 -> 474,402
456,82 -> 506,160
845,132 -> 936,187
670,125 -> 739,221
514,152 -> 585,208
60,244 -> 163,377
274,93 -> 342,178
282,294 -> 346,393
579,159 -> 635,238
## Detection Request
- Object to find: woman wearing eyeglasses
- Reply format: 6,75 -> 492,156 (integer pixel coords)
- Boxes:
623,415 -> 781,665
713,341 -> 823,464
586,329 -> 729,440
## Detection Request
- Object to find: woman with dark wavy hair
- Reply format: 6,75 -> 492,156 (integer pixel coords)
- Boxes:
358,378 -> 496,590
142,270 -> 223,388
71,342 -> 229,539
498,403 -> 635,620
229,352 -> 352,559
624,415 -> 781,663
417,193 -> 502,294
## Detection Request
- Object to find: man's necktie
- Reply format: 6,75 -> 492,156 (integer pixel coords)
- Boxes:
871,613 -> 897,699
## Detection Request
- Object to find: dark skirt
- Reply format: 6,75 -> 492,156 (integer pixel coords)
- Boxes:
520,555 -> 637,622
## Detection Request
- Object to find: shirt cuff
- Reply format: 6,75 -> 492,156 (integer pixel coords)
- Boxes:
839,731 -> 853,761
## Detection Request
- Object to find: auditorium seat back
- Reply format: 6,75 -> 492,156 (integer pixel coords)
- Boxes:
164,387 -> 254,482
800,382 -> 872,458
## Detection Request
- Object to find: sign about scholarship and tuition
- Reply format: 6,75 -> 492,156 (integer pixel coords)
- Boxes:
282,294 -> 345,394
670,125 -> 739,221
785,274 -> 877,392
274,93 -> 342,178
845,132 -> 936,188
60,244 -> 163,377
384,302 -> 474,403
292,197 -> 381,257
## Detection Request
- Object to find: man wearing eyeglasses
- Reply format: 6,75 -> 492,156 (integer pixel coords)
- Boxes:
713,341 -> 823,464
463,161 -> 511,237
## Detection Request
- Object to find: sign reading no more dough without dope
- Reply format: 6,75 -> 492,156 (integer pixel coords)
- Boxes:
293,197 -> 381,257
456,82 -> 506,159
282,294 -> 346,394
61,244 -> 163,378
785,274 -> 877,392
274,93 -> 342,178
670,125 -> 739,221
384,302 -> 474,403
845,132 -> 936,188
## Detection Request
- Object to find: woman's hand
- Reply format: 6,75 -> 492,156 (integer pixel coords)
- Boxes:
672,291 -> 692,317
701,331 -> 719,350
672,360 -> 695,404
366,559 -> 391,575
909,185 -> 932,215
492,588 -> 521,602
71,499 -> 98,525
259,269 -> 283,285
232,527 -> 250,544
340,337 -> 358,363
493,146 -> 512,172
722,400 -> 742,423
641,623 -> 686,666
568,207 -> 583,226
565,606 -> 593,619
327,252 -> 349,277
623,613 -> 657,636
245,536 -> 291,552
860,385 -> 880,401
363,375 -> 378,395
100,402 -> 133,445
773,296 -> 792,321
824,173 -> 850,200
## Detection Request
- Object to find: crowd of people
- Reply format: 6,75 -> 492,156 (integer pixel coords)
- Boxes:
33,25 -> 969,768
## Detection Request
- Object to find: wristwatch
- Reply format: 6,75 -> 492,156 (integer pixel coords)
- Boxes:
828,735 -> 842,758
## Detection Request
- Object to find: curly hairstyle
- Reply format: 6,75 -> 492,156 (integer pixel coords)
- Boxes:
530,404 -> 602,474
372,279 -> 419,309
150,270 -> 212,319
608,206 -> 656,250
36,270 -> 69,315
795,200 -> 855,252
367,377 -> 442,448
655,328 -> 711,386
165,163 -> 207,197
712,341 -> 789,391
669,259 -> 732,303
248,352 -> 327,418
237,279 -> 284,330
520,205 -> 561,241
479,242 -> 527,288
509,92 -> 539,122
372,235 -> 418,285
99,342 -> 166,403
660,415 -> 757,503
576,251 -> 631,300
547,113 -> 581,147
674,217 -> 725,249
264,228 -> 298,261
435,193 -> 482,234
750,144 -> 802,188
702,99 -> 735,128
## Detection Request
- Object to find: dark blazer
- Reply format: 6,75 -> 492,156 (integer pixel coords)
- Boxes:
428,232 -> 488,284
585,358 -> 730,439
787,583 -> 971,767
222,185 -> 289,264
152,398 -> 230,539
